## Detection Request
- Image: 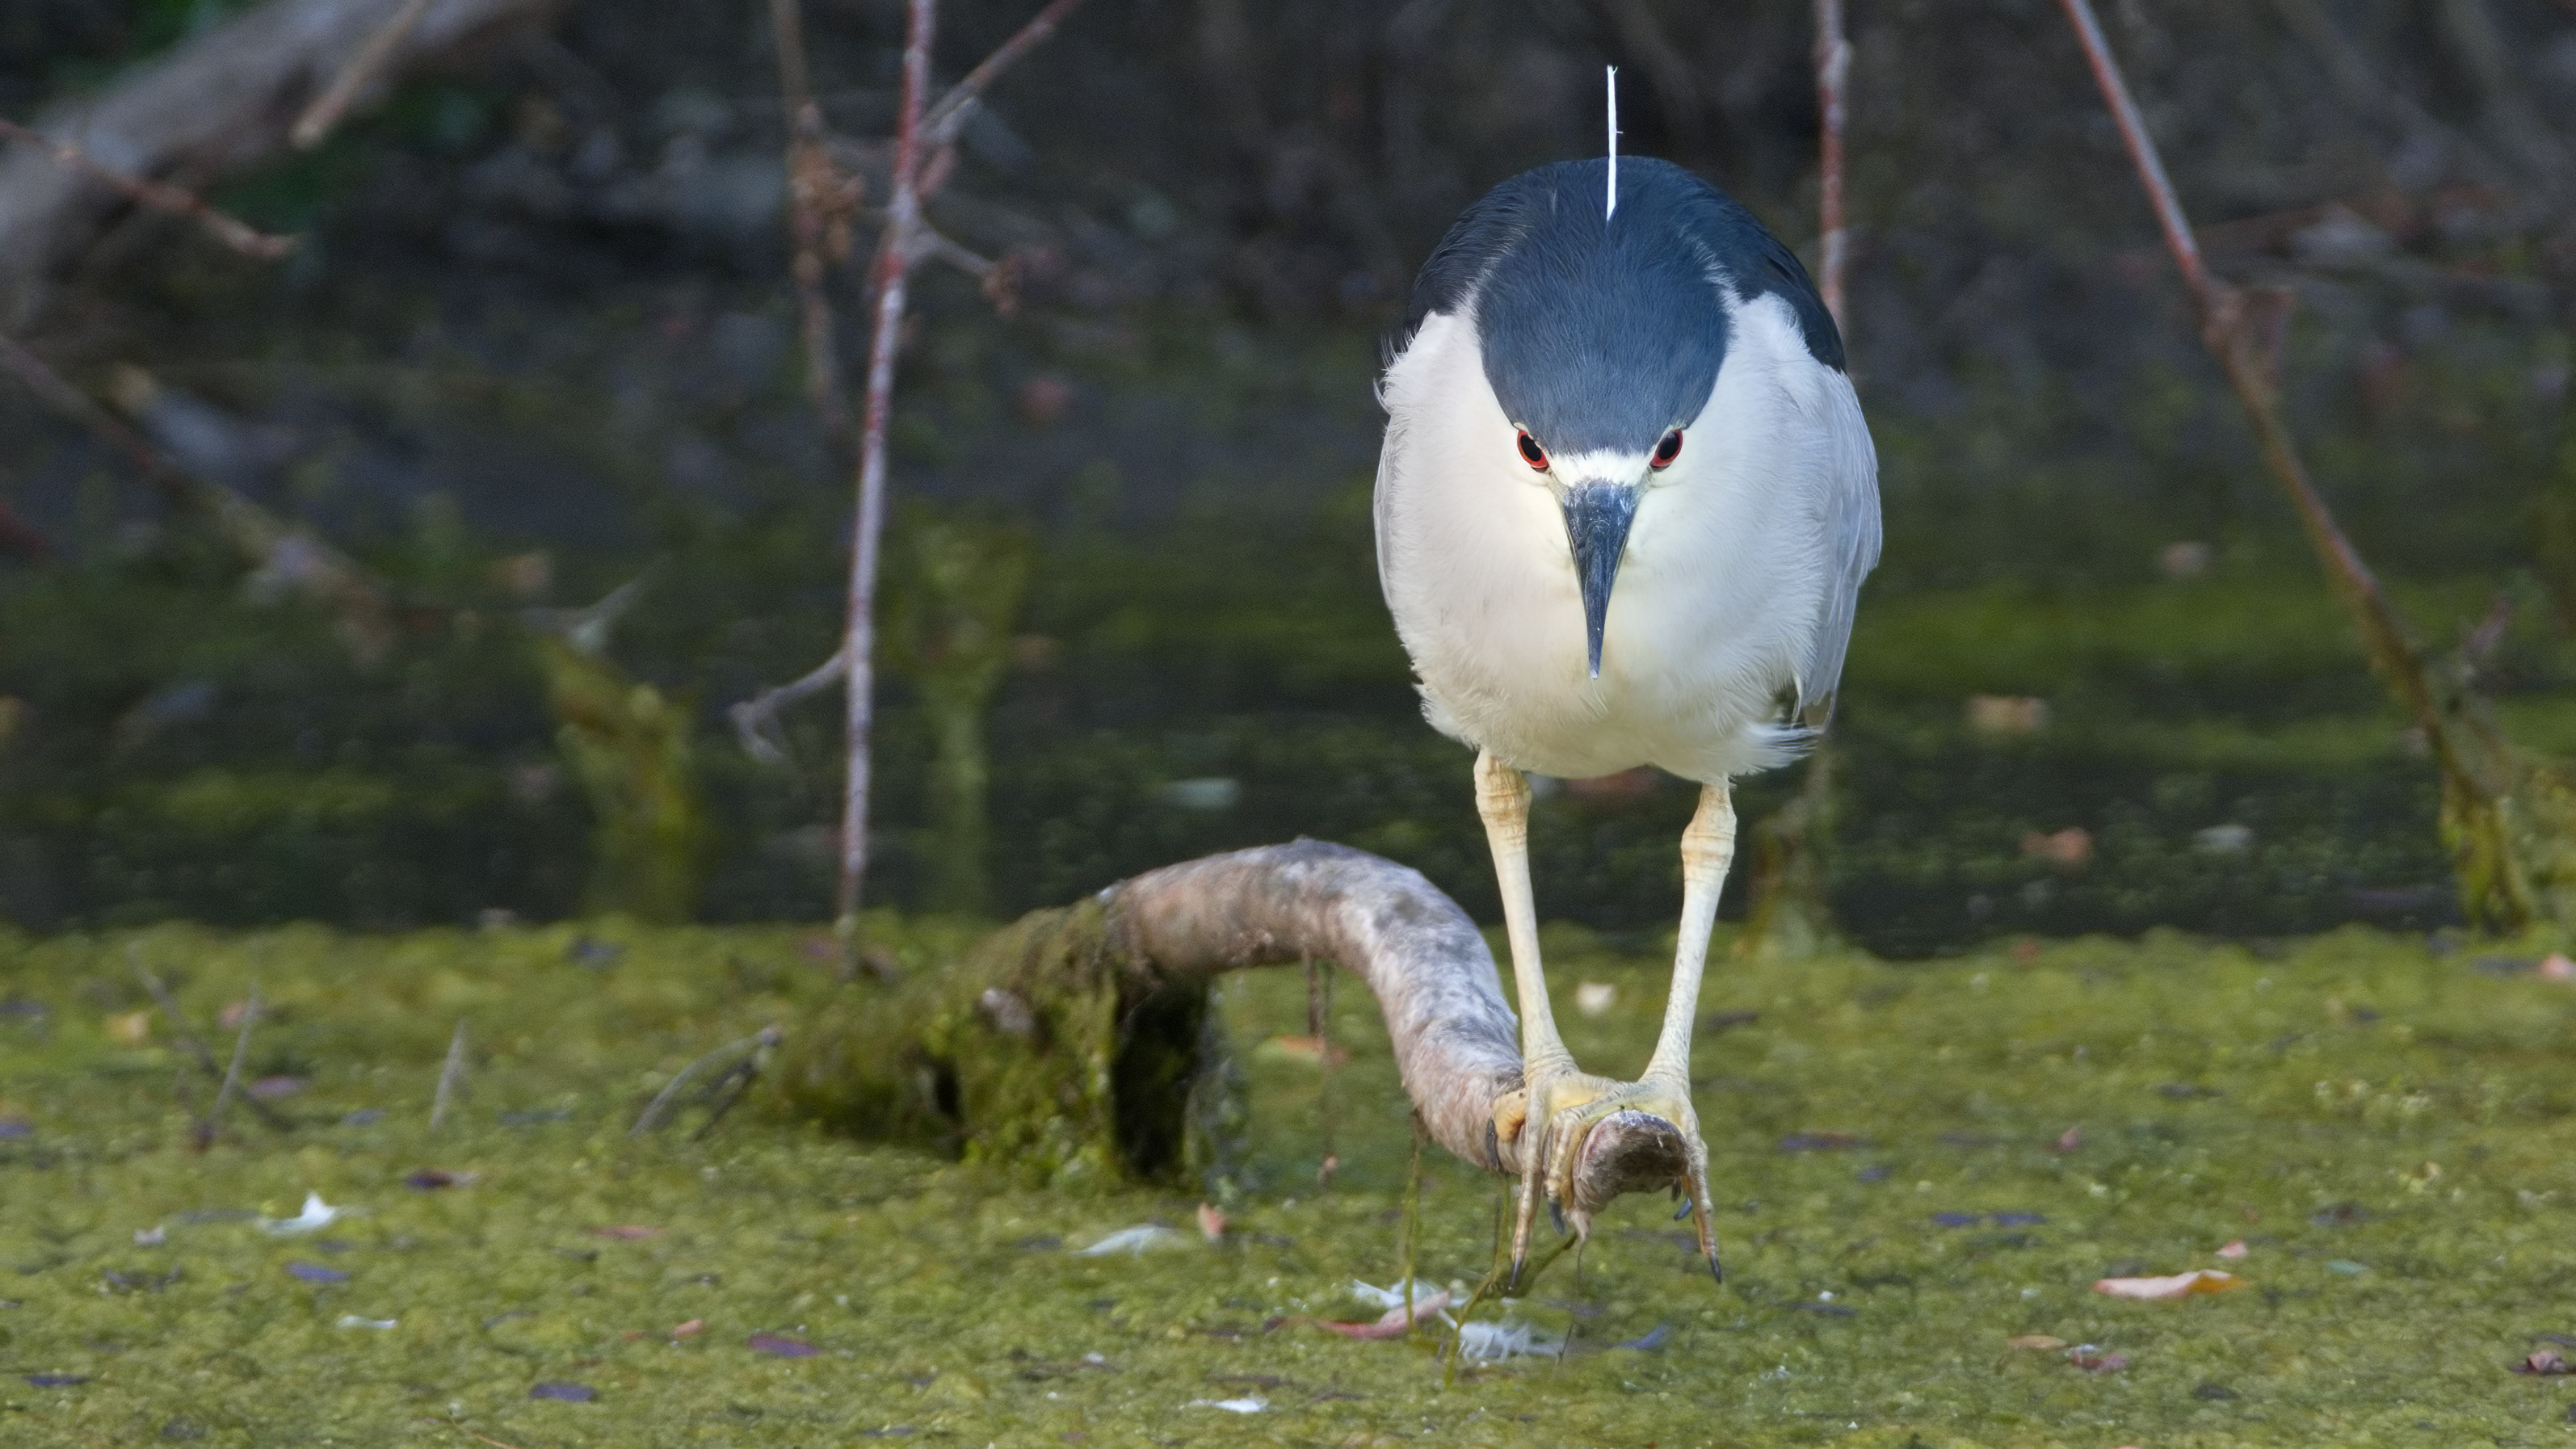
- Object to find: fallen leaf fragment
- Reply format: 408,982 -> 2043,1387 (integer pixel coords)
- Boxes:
590,1224 -> 662,1241
259,1192 -> 346,1237
670,1318 -> 705,1339
2052,1126 -> 2082,1153
2093,1268 -> 2242,1300
1183,1396 -> 1266,1413
2217,1239 -> 2249,1260
2516,1350 -> 2575,1376
2067,1345 -> 2129,1373
2008,1334 -> 2067,1350
529,1380 -> 596,1401
1078,1224 -> 1185,1256
1196,1203 -> 1226,1242
1314,1289 -> 1450,1339
2540,953 -> 2576,982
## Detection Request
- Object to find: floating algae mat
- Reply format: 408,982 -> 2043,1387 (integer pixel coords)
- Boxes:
3,919 -> 2575,1444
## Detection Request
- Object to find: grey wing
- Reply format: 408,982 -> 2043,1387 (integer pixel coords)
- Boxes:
1796,371 -> 1881,731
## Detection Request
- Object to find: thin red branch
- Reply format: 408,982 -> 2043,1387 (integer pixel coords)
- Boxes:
1813,0 -> 1850,332
919,0 -> 1089,148
0,116 -> 296,261
771,0 -> 853,440
836,0 -> 939,930
2053,0 -> 2210,311
2053,0 -> 2451,758
729,651 -> 845,765
289,0 -> 435,150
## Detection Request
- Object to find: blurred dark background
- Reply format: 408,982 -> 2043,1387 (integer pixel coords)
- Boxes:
0,0 -> 2572,951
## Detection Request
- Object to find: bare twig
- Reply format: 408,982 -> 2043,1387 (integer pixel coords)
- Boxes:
2057,0 -> 2545,929
771,0 -> 856,441
0,116 -> 296,261
729,652 -> 846,766
1813,0 -> 1850,331
195,984 -> 259,1152
290,0 -> 438,149
918,0 -> 1090,148
431,1018 -> 468,1132
632,1025 -> 783,1136
0,332 -> 396,660
690,1027 -> 782,1141
737,0 -> 1087,923
834,0 -> 937,934
132,951 -> 293,1135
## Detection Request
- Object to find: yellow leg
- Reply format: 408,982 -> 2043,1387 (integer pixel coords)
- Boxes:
1476,751 -> 1636,1285
1522,781 -> 1737,1282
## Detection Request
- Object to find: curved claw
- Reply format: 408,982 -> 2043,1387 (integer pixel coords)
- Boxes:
1683,1157 -> 1723,1283
1505,1140 -> 1546,1292
1501,1071 -> 1725,1290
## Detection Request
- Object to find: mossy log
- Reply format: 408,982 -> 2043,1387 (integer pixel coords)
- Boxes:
773,840 -> 1670,1201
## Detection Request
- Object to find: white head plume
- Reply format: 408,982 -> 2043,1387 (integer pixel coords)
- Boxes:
1605,65 -> 1620,220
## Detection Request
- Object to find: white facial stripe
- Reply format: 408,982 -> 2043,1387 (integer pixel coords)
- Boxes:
1543,446 -> 1650,485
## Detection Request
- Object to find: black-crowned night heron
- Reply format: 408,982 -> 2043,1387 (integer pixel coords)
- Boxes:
1373,149 -> 1880,1285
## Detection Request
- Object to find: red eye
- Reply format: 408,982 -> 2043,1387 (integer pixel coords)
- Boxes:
1651,429 -> 1683,469
1516,430 -> 1549,470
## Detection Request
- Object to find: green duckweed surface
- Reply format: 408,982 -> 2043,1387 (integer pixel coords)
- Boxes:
3,918 -> 2575,1446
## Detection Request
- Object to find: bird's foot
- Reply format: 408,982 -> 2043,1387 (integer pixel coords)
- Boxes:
1495,1067 -> 1717,1289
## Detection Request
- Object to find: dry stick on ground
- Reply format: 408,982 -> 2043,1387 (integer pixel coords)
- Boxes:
132,952 -> 293,1135
430,1018 -> 468,1132
0,330 -> 397,659
732,0 -> 1086,930
689,1027 -> 783,1141
2056,0 -> 2574,931
0,118 -> 295,260
195,984 -> 261,1152
290,0 -> 437,149
632,1025 -> 782,1137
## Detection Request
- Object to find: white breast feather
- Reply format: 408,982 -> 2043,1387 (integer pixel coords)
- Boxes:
1375,293 -> 1878,783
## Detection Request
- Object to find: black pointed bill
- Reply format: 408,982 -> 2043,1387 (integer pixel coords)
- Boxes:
1561,483 -> 1641,678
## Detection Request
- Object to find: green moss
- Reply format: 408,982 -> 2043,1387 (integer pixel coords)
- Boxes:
6,919 -> 2576,1444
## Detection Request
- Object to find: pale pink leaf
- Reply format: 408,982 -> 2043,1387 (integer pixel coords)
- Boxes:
1313,1289 -> 1451,1339
2092,1268 -> 2242,1300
